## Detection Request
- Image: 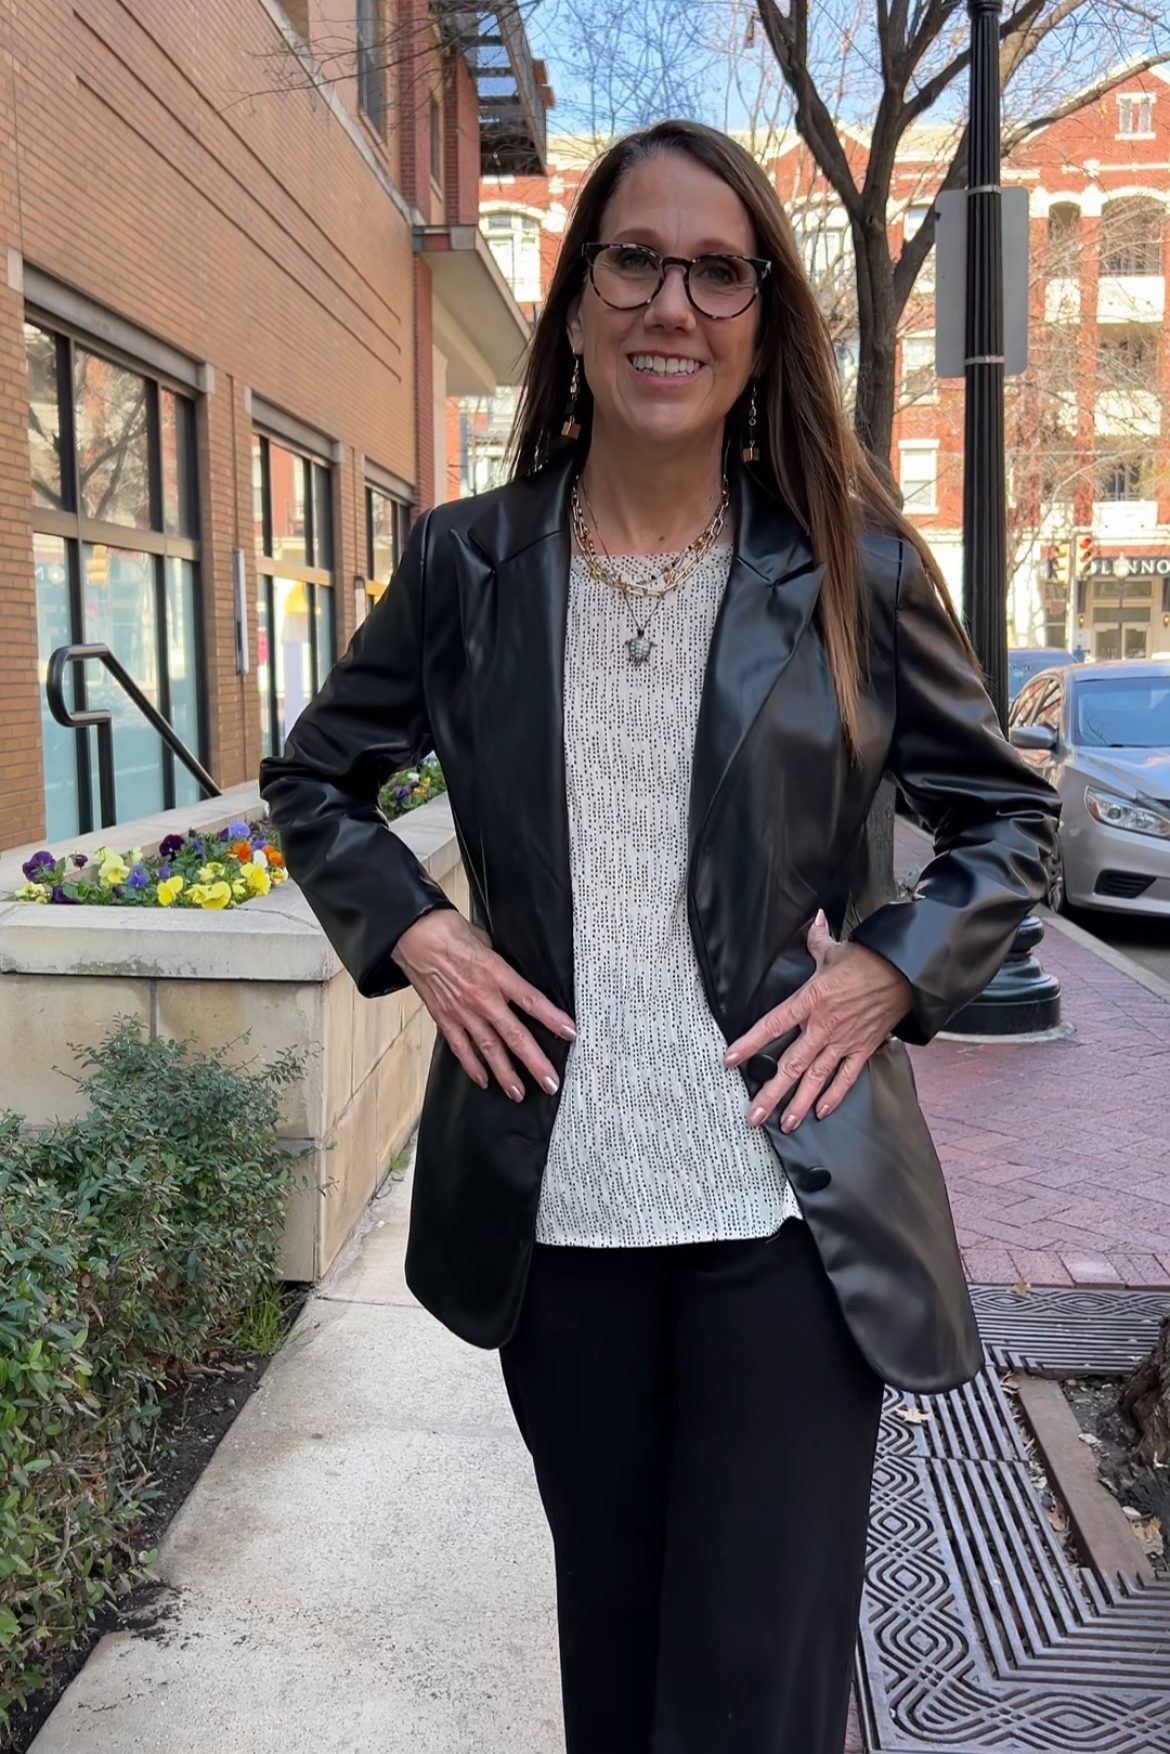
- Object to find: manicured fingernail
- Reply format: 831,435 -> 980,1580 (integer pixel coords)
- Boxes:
725,1048 -> 740,1066
508,1083 -> 524,1102
562,1024 -> 577,1040
816,909 -> 826,926
782,1112 -> 797,1133
816,1103 -> 829,1119
748,1105 -> 765,1125
542,1074 -> 559,1094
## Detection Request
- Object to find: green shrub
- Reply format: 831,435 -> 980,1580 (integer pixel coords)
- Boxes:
0,1021 -> 304,1733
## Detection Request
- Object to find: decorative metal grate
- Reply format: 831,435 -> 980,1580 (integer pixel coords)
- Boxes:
856,1286 -> 1170,1751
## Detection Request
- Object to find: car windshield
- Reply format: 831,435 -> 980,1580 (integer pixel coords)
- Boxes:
1072,676 -> 1170,749
1009,651 -> 1076,700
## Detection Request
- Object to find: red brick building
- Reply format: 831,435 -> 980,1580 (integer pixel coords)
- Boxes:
1,0 -> 550,850
466,77 -> 1170,658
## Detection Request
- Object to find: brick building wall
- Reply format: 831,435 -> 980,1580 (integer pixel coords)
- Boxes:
1,0 -> 423,848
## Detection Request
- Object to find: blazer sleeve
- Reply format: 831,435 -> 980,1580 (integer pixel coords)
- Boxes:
258,510 -> 456,998
849,540 -> 1061,1044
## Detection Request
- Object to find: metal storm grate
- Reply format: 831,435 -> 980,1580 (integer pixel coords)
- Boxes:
856,1286 -> 1170,1752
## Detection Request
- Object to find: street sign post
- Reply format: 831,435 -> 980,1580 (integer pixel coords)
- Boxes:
935,186 -> 1030,381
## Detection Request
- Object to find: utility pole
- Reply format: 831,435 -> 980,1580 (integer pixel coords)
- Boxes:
948,0 -> 1061,1036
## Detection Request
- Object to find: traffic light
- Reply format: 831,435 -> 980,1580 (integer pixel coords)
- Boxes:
1051,541 -> 1070,587
1076,534 -> 1095,579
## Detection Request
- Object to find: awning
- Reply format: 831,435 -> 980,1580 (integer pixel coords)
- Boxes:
415,224 -> 532,395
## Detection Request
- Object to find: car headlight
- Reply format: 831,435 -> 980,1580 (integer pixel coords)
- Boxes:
1084,788 -> 1170,840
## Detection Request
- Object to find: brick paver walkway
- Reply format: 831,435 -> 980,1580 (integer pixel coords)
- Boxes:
894,819 -> 1170,1291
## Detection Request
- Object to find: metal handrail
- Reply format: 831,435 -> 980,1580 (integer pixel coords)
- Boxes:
46,644 -> 221,829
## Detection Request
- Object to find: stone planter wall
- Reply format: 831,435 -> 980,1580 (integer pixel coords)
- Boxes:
0,785 -> 464,1281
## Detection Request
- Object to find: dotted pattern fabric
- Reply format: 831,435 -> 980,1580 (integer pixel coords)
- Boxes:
535,544 -> 803,1248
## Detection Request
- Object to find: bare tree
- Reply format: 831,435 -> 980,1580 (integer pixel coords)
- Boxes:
755,0 -> 1170,471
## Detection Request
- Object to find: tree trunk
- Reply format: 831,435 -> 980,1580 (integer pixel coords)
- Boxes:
851,221 -> 899,478
1120,1316 -> 1170,1467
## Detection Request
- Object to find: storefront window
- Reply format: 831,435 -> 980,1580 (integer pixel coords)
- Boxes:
24,320 -> 204,837
252,432 -> 335,753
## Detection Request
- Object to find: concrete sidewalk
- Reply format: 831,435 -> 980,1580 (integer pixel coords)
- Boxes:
30,1167 -> 563,1754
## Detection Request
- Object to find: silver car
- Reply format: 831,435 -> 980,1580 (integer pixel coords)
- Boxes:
1007,660 -> 1170,917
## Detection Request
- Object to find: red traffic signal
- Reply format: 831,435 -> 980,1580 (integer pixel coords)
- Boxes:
1076,535 -> 1095,578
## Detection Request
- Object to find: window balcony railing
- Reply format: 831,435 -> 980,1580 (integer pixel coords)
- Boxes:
1097,275 -> 1165,325
1094,390 -> 1162,438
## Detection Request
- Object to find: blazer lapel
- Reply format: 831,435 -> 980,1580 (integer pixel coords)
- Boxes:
461,454 -> 576,1012
688,468 -> 825,859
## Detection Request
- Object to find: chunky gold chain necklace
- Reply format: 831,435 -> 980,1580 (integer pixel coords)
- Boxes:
570,476 -> 730,666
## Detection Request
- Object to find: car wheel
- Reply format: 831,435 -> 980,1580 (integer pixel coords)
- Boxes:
1046,841 -> 1066,914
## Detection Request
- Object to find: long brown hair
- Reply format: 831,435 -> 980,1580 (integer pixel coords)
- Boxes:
510,119 -> 966,754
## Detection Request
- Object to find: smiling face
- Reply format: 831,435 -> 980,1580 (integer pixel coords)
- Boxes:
567,151 -> 762,459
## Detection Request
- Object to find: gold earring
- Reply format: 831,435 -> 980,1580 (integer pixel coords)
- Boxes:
561,354 -> 582,440
742,384 -> 759,463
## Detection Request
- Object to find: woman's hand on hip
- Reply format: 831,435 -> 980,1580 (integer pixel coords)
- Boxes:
391,910 -> 576,1102
724,911 -> 912,1133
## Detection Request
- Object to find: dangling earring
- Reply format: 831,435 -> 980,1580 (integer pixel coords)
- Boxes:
742,384 -> 759,463
561,354 -> 582,440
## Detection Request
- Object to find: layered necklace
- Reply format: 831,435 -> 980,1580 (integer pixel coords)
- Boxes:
570,474 -> 730,667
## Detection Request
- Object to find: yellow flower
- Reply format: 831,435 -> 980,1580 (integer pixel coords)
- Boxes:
14,881 -> 48,904
270,866 -> 288,884
197,862 -> 225,882
231,879 -> 247,899
240,861 -> 271,896
190,880 -> 232,910
157,876 -> 185,906
98,853 -> 129,887
129,847 -> 144,865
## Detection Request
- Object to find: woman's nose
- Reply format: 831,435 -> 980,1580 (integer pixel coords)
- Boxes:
645,262 -> 695,326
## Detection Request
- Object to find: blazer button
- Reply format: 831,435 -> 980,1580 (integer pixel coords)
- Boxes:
802,1167 -> 831,1192
743,1052 -> 777,1085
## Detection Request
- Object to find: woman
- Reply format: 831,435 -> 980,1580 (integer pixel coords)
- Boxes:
260,121 -> 1058,1754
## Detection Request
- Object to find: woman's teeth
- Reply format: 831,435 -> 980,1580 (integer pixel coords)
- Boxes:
629,355 -> 702,376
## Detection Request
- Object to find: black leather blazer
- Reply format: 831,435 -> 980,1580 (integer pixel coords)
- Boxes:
260,452 -> 1060,1393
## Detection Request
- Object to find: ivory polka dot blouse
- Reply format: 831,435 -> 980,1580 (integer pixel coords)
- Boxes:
535,543 -> 803,1248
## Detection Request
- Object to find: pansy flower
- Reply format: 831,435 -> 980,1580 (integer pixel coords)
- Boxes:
159,834 -> 185,859
21,850 -> 56,880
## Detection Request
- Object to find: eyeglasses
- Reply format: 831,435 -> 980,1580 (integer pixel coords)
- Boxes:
583,242 -> 770,320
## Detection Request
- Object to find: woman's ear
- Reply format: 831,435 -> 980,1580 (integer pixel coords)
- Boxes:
566,296 -> 584,358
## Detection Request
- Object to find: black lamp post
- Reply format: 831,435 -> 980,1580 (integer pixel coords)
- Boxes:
948,0 -> 1061,1035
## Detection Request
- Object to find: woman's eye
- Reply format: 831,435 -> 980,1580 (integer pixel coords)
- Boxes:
614,246 -> 657,271
696,256 -> 739,286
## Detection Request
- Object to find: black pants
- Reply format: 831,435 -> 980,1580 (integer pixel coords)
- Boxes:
500,1217 -> 884,1754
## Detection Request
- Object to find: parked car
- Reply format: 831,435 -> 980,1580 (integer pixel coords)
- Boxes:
1008,646 -> 1081,705
1007,660 -> 1170,916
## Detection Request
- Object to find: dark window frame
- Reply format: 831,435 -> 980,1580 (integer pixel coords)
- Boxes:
357,0 -> 385,133
25,316 -> 206,835
253,432 -> 336,758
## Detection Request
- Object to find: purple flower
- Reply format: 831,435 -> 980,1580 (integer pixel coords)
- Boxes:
21,850 -> 55,879
159,834 -> 184,859
227,820 -> 251,838
127,864 -> 149,890
73,853 -> 88,868
159,862 -> 171,881
51,885 -> 80,905
111,884 -> 124,898
188,836 -> 206,859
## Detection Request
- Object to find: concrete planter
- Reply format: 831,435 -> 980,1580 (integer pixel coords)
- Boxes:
0,785 -> 465,1282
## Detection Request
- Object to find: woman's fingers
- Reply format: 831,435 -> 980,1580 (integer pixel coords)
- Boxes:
815,1051 -> 869,1120
748,1040 -> 841,1130
504,967 -> 578,1042
440,1018 -> 491,1090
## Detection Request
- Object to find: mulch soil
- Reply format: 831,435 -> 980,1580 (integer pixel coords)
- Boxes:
3,1303 -> 308,1754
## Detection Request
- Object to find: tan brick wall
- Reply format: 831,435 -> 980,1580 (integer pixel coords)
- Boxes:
0,0 -> 424,846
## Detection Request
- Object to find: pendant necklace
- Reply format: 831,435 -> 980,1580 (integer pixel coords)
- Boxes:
570,476 -> 730,667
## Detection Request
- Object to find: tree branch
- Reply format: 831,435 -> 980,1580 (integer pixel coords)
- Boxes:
1003,51 -> 1170,149
756,0 -> 863,217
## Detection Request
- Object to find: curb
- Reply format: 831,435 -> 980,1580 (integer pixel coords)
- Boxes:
1040,906 -> 1170,1007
